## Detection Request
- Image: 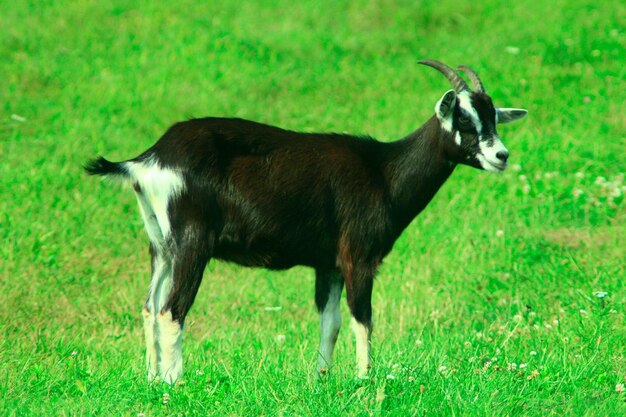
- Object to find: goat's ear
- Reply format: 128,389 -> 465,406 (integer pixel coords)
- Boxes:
496,108 -> 528,124
435,89 -> 457,120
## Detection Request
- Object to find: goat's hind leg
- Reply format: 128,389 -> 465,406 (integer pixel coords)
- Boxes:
143,243 -> 172,381
135,186 -> 174,382
315,270 -> 344,375
157,222 -> 213,384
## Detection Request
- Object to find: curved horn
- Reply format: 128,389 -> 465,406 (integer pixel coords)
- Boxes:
457,65 -> 485,93
418,59 -> 469,93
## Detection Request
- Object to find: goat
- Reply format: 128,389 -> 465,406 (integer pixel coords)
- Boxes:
85,60 -> 527,383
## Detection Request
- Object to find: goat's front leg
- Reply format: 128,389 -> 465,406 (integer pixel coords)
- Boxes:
315,270 -> 344,375
342,263 -> 375,379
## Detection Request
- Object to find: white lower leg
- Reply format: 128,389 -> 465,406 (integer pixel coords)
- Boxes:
350,317 -> 371,379
156,310 -> 183,384
317,285 -> 342,373
142,308 -> 158,381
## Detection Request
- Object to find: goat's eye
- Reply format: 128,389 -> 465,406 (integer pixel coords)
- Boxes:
458,115 -> 471,126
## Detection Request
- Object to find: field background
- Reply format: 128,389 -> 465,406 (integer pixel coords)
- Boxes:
2,0 -> 625,415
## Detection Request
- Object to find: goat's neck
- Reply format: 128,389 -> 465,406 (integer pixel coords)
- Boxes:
385,116 -> 455,230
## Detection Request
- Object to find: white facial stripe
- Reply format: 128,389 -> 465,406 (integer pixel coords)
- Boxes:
457,91 -> 482,134
454,131 -> 462,145
478,135 -> 509,172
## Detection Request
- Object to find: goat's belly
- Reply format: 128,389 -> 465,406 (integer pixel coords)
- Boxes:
213,241 -> 334,270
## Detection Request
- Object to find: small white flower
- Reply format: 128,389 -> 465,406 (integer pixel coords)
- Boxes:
575,172 -> 585,179
595,176 -> 607,185
616,383 -> 625,393
511,164 -> 522,172
530,351 -> 537,356
162,393 -> 171,404
519,174 -> 528,182
610,187 -> 622,198
505,46 -> 520,55
528,311 -> 537,318
71,350 -> 78,357
276,334 -> 286,344
496,229 -> 504,237
580,309 -> 588,316
464,341 -> 472,349
408,376 -> 415,382
594,291 -> 608,299
552,319 -> 559,327
572,188 -> 584,199
415,339 -> 423,347
195,369 -> 204,376
386,374 -> 396,380
519,363 -> 528,369
438,365 -> 447,373
523,184 -> 531,194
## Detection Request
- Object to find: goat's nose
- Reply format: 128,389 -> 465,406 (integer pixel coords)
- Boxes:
496,150 -> 509,163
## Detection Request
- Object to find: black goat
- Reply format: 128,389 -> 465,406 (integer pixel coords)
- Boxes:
85,60 -> 527,382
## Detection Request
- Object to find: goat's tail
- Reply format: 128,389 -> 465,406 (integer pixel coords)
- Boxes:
84,156 -> 130,179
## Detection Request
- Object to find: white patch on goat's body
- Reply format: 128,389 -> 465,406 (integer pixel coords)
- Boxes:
477,136 -> 509,172
128,157 -> 184,241
351,317 -> 371,379
317,282 -> 343,373
457,91 -> 483,134
157,310 -> 183,384
142,307 -> 158,381
454,131 -> 462,145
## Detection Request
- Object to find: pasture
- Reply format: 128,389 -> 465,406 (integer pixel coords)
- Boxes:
1,0 -> 625,415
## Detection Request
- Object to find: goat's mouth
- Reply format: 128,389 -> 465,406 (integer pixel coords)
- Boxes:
486,160 -> 507,172
478,155 -> 507,172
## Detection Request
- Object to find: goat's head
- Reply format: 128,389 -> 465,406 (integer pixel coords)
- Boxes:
419,60 -> 527,172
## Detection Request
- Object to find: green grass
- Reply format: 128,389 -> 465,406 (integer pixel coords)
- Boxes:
2,0 -> 626,415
